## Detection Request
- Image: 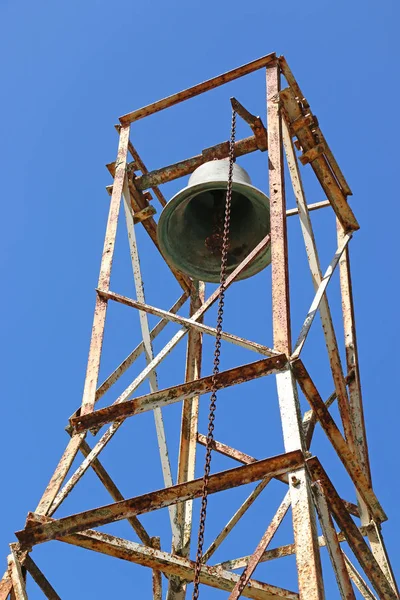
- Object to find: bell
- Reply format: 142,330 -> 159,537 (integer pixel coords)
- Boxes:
157,159 -> 271,283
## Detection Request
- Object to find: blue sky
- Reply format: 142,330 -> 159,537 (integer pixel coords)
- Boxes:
1,0 -> 399,597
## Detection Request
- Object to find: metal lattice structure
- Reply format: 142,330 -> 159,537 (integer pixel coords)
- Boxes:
1,53 -> 398,600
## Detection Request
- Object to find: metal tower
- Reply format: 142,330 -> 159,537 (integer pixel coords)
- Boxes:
1,53 -> 398,600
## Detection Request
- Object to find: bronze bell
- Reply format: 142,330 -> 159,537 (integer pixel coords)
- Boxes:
157,159 -> 271,283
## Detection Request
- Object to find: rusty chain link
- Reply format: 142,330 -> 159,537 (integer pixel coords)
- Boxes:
192,107 -> 237,600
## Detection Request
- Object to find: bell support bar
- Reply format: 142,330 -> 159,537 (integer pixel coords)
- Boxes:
16,449 -> 304,547
70,355 -> 287,434
135,132 -> 267,191
119,53 -> 277,124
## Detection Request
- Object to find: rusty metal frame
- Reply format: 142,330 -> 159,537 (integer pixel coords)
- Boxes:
1,53 -> 398,600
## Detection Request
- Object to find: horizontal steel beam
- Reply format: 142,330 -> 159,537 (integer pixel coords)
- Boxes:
119,53 -> 276,124
70,355 -> 287,433
197,432 -> 360,517
58,529 -> 299,600
16,449 -> 304,546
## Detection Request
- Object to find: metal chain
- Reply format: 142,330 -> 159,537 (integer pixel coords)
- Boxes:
192,107 -> 237,600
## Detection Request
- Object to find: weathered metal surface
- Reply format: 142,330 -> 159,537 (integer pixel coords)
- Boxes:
303,387 -> 337,449
16,450 -> 304,546
337,221 -> 372,484
23,555 -> 61,600
267,62 -> 291,355
35,433 -> 85,516
298,143 -> 326,165
150,537 -> 162,600
275,366 -> 325,599
1,54 -> 395,600
197,432 -> 257,464
57,235 -> 272,509
267,82 -> 324,592
343,554 -> 378,600
126,138 -> 167,207
286,200 -> 330,217
86,366 -> 280,444
0,570 -> 11,600
49,424 -> 121,515
278,56 -> 352,198
230,97 -> 268,150
312,127 -> 352,196
170,283 -> 204,600
202,478 -> 271,564
228,491 -> 291,599
123,180 -> 178,539
64,291 -> 187,422
71,355 -> 287,433
365,521 -> 399,596
192,110 -> 238,600
217,531 -> 364,570
312,482 -> 356,600
80,125 -> 130,417
7,547 -> 27,600
119,53 -> 277,124
97,233 -> 272,411
307,458 -> 397,600
292,359 -> 386,522
282,120 -> 356,450
200,434 -> 359,518
94,292 -> 188,404
136,135 -> 265,190
78,438 -> 151,545
58,529 -> 299,600
291,233 -> 352,359
303,372 -> 357,458
132,204 -> 157,223
197,434 -> 289,485
97,289 -> 278,357
279,85 -> 358,232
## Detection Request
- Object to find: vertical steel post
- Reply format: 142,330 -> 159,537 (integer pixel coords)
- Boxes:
168,282 -> 204,600
80,125 -> 130,416
266,61 -> 325,600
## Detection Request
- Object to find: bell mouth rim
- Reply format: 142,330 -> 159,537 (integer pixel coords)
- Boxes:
157,180 -> 271,283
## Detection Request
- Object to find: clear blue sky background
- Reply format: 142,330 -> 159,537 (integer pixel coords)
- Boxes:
1,1 -> 399,598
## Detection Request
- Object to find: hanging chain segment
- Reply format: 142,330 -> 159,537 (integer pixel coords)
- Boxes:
191,108 -> 237,599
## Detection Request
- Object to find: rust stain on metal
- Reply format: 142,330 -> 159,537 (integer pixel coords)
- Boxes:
292,359 -> 386,523
267,62 -> 292,355
136,135 -> 266,190
16,450 -> 304,547
35,433 -> 85,516
308,458 -> 397,600
71,355 -> 287,433
279,85 -> 358,232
